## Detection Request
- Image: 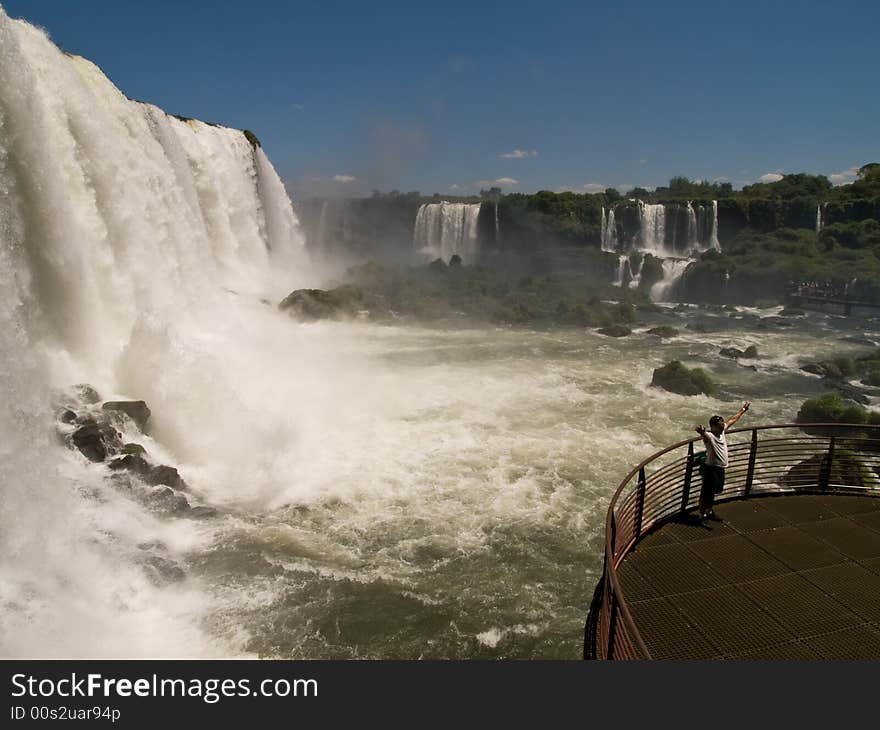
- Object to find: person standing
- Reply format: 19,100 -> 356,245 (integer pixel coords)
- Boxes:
695,401 -> 751,522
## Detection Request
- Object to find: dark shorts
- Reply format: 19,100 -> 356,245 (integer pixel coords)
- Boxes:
701,465 -> 726,495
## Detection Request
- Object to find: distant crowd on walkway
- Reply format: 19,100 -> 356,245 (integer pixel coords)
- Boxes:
787,280 -> 855,300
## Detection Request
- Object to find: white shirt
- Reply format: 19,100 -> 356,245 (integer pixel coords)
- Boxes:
704,426 -> 728,468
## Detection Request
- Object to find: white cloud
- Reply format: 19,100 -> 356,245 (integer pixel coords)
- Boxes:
554,183 -> 606,194
829,167 -> 859,185
499,149 -> 538,159
476,177 -> 519,187
449,184 -> 462,191
712,177 -> 729,183
758,172 -> 784,183
333,174 -> 357,183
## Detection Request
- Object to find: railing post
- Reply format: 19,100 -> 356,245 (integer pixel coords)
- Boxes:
819,436 -> 836,492
680,441 -> 694,512
744,429 -> 758,496
633,466 -> 646,538
606,590 -> 619,660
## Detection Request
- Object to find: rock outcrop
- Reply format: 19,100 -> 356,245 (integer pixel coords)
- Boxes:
651,360 -> 715,396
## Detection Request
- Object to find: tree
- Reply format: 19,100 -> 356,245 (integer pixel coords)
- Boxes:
604,187 -> 622,203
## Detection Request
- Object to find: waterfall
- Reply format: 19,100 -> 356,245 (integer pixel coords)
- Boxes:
494,201 -> 501,248
601,207 -> 619,252
315,199 -> 330,251
650,259 -> 691,301
637,202 -> 667,255
413,202 -> 481,263
816,203 -> 824,233
686,202 -> 698,248
709,200 -> 720,250
0,8 -> 312,656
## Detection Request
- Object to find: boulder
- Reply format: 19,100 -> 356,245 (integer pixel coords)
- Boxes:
647,326 -> 679,338
597,324 -> 631,337
71,419 -> 122,462
801,361 -> 843,379
147,487 -> 191,516
146,465 -> 189,491
72,384 -> 101,404
720,345 -> 759,359
278,285 -> 363,321
651,360 -> 715,396
108,453 -> 152,477
102,400 -> 151,431
121,443 -> 147,457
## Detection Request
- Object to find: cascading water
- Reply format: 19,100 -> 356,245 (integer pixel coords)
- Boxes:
816,203 -> 825,233
413,202 -> 481,263
637,202 -> 668,256
601,207 -> 618,252
710,200 -> 720,250
0,8 -> 314,656
605,200 -> 720,300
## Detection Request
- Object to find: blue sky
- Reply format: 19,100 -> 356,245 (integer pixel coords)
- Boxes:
5,0 -> 878,198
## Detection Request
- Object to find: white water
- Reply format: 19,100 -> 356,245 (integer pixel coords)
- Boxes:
637,201 -> 668,256
4,9 -> 861,660
710,200 -> 720,250
601,207 -> 618,252
816,203 -> 825,233
413,202 -> 481,263
0,9 -> 313,656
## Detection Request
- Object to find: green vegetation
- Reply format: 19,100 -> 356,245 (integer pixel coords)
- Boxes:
337,255 -> 651,328
650,360 -> 715,396
243,130 -> 262,148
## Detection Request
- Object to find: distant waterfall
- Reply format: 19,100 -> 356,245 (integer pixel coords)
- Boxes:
816,203 -> 825,233
709,200 -> 720,250
601,207 -> 618,252
638,202 -> 668,255
604,199 -> 721,300
686,202 -> 698,247
413,202 -> 481,263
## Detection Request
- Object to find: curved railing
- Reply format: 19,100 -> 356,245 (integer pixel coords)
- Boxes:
584,423 -> 880,660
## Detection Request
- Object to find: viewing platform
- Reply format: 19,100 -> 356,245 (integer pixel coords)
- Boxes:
584,424 -> 880,659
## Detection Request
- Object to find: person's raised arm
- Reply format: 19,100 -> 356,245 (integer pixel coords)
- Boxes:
726,401 -> 751,429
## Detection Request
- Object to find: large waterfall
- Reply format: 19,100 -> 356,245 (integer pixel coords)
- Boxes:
601,199 -> 721,299
0,9 -> 312,656
413,202 -> 481,263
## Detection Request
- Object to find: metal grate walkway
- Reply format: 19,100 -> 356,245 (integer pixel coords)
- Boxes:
617,494 -> 880,659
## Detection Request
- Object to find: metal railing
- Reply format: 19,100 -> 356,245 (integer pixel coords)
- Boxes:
584,423 -> 880,660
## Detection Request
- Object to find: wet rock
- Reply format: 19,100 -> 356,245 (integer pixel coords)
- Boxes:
108,453 -> 152,477
801,361 -> 843,379
720,345 -> 759,359
823,379 -> 871,405
189,506 -> 218,519
147,486 -> 191,515
779,307 -> 806,317
146,465 -> 188,491
72,384 -> 101,404
102,400 -> 151,431
685,323 -> 711,333
141,555 -> 186,584
597,324 -> 631,337
647,326 -> 679,338
651,360 -> 715,396
59,409 -> 77,424
279,285 -> 363,321
121,443 -> 147,457
71,419 -> 122,462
